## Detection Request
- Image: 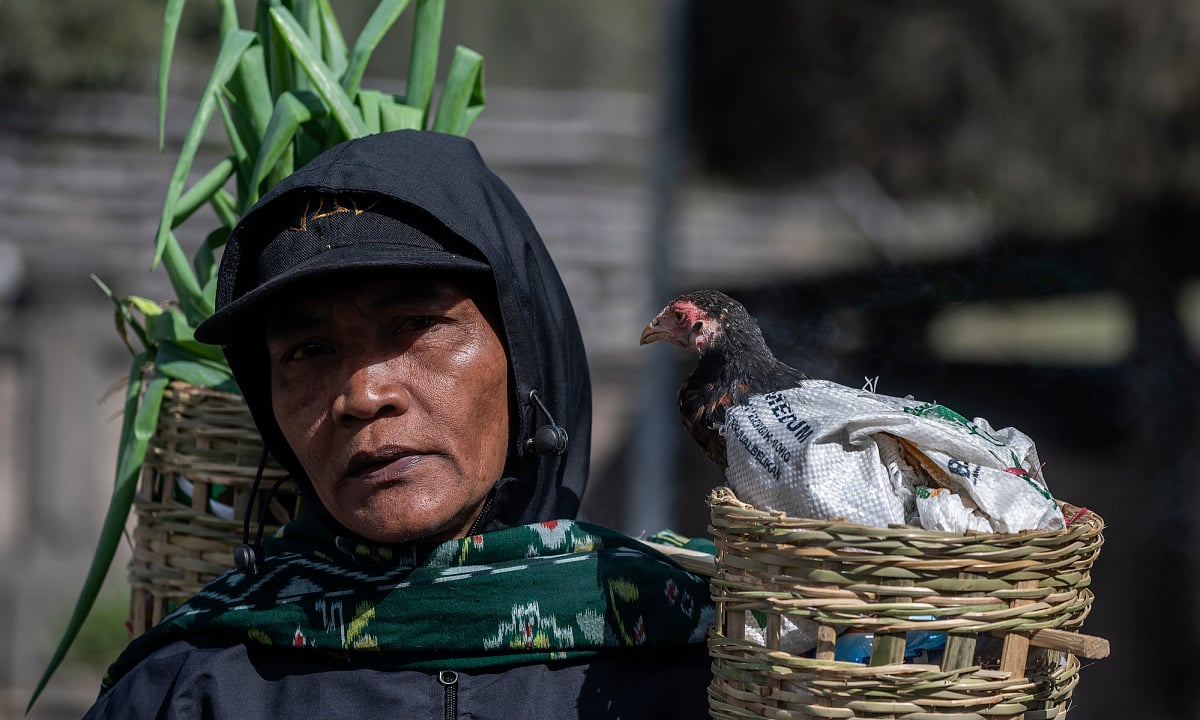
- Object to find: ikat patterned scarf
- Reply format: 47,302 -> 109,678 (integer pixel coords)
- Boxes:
102,517 -> 714,690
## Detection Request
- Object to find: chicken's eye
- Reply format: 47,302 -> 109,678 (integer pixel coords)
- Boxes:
673,309 -> 687,325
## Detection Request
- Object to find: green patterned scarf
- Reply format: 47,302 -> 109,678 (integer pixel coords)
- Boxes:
102,516 -> 714,690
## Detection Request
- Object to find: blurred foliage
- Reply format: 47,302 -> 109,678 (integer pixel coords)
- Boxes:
688,0 -> 1200,229
0,0 -> 221,94
57,585 -> 130,672
0,0 -> 657,98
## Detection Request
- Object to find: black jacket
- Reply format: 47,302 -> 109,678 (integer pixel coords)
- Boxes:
84,640 -> 713,719
84,131 -> 713,719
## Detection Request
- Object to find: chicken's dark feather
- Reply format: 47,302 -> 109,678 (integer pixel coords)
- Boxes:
674,291 -> 807,469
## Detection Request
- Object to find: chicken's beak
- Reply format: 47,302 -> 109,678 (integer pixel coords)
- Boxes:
640,319 -> 671,346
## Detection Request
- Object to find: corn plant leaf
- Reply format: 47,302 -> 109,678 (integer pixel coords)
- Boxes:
156,342 -> 239,392
258,0 -> 294,100
217,0 -> 239,37
210,189 -> 239,229
294,124 -> 328,171
194,226 -> 229,304
298,0 -> 322,51
153,28 -> 257,269
172,156 -> 236,229
92,275 -> 148,356
217,92 -> 253,174
27,358 -> 168,713
289,0 -> 320,94
358,89 -> 382,134
404,0 -> 443,124
219,84 -> 259,205
379,94 -> 424,132
247,90 -> 329,208
157,0 -> 187,149
145,308 -> 227,365
126,296 -> 165,317
231,45 -> 274,144
317,0 -> 349,78
162,229 -> 214,326
268,145 -> 295,191
343,0 -> 412,99
145,305 -> 192,341
270,6 -> 368,141
111,309 -> 137,356
431,45 -> 485,136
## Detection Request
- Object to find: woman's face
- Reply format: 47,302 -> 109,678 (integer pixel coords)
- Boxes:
266,274 -> 510,544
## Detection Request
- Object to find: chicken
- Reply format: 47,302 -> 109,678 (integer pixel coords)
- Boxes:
640,290 -> 807,469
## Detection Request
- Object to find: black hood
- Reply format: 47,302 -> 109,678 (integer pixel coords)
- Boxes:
205,130 -> 592,530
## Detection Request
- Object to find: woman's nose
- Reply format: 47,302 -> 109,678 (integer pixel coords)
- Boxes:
333,359 -> 410,422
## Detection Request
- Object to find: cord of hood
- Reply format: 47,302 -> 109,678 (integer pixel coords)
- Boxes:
525,389 -> 568,456
234,446 -> 292,576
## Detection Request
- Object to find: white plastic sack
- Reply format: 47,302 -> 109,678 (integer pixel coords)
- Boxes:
721,380 -> 1063,533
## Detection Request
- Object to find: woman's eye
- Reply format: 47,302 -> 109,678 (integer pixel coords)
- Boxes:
395,316 -> 438,334
281,341 -> 331,363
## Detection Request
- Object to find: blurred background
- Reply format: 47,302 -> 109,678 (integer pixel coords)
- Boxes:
2,0 -> 1198,717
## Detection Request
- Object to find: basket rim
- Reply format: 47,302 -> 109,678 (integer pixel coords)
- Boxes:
708,485 -> 1104,541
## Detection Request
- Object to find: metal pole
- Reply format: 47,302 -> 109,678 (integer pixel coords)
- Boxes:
628,0 -> 688,537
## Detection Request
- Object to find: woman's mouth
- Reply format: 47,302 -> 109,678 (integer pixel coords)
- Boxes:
346,450 -> 426,483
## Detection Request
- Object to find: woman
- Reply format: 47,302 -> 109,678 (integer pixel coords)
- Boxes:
84,131 -> 714,719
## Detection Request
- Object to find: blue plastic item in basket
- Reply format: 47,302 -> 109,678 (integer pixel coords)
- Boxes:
835,627 -> 947,664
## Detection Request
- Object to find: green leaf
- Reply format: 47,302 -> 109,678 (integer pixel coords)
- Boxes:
157,0 -> 187,149
270,6 -> 368,141
144,308 -> 227,365
28,358 -> 168,714
195,226 -> 230,310
217,91 -> 252,171
210,188 -> 239,229
431,45 -> 485,136
145,306 -> 192,343
194,226 -> 229,298
217,0 -> 239,37
294,123 -> 328,169
247,90 -> 329,208
92,275 -> 148,355
358,89 -> 382,134
230,45 -> 274,145
156,342 -> 239,392
290,0 -> 321,94
219,71 -> 262,204
343,0 -> 411,99
379,93 -> 424,132
404,0 -> 442,124
126,296 -> 165,317
172,156 -> 236,229
298,0 -> 322,51
153,28 -> 257,269
161,230 -> 213,325
317,0 -> 349,78
258,0 -> 294,100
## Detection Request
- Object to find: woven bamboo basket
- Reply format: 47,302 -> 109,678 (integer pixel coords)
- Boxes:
706,486 -> 1106,720
127,379 -> 297,636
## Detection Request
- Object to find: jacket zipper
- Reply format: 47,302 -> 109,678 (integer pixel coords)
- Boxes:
438,670 -> 458,720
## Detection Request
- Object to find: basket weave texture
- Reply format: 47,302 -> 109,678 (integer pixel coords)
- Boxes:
707,486 -> 1104,720
128,380 -> 296,636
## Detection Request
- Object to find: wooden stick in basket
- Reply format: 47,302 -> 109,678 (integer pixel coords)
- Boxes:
999,579 -> 1039,675
1021,628 -> 1110,659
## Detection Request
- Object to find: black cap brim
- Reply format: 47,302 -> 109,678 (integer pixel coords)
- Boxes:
194,242 -> 489,344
